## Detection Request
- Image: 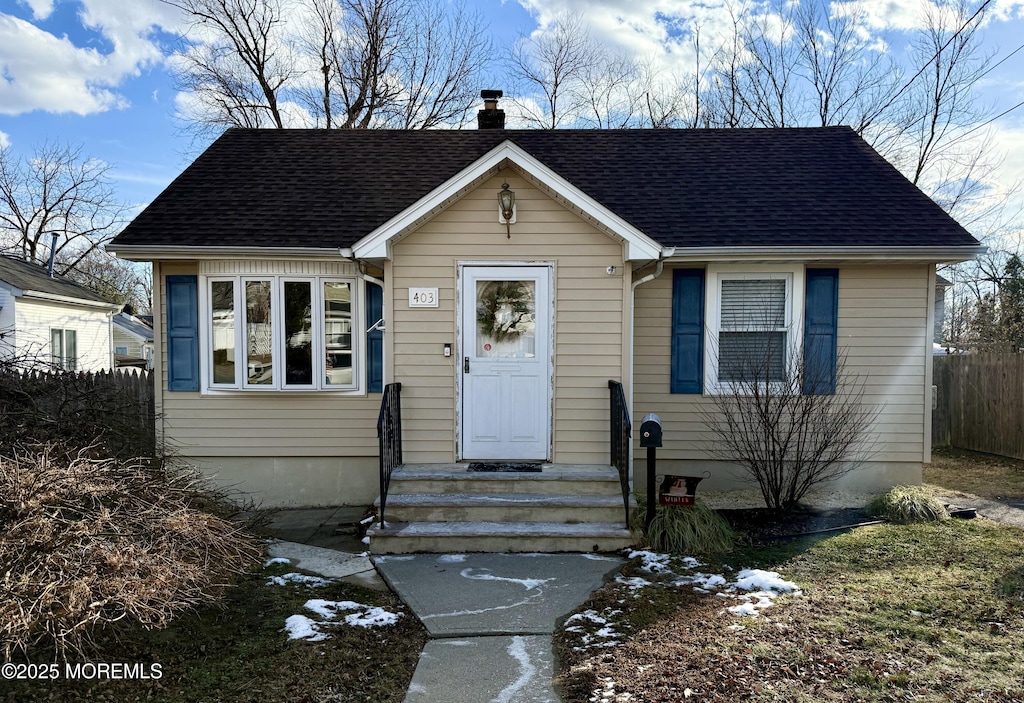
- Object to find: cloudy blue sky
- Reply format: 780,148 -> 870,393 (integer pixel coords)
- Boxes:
2,0 -> 1024,243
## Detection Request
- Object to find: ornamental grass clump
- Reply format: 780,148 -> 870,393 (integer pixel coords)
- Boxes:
867,485 -> 949,524
630,496 -> 735,554
0,444 -> 262,661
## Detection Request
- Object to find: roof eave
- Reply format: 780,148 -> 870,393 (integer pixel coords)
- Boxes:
351,140 -> 663,262
108,245 -> 346,261
22,290 -> 122,311
664,245 -> 984,264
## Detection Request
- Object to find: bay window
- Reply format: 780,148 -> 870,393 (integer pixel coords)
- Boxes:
204,275 -> 357,391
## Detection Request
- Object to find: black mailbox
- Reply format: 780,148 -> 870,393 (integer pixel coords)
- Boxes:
639,413 -> 662,448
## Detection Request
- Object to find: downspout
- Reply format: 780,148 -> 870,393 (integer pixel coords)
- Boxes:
627,247 -> 675,492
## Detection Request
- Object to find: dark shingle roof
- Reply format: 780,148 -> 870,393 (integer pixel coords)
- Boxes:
112,127 -> 979,251
0,255 -> 109,303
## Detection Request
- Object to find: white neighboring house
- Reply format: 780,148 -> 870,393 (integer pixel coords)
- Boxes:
0,255 -> 122,371
112,310 -> 155,369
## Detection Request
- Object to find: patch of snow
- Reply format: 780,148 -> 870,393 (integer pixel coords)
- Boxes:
492,636 -> 536,703
284,614 -> 328,642
264,557 -> 290,568
566,609 -> 625,650
304,599 -> 402,628
361,536 -> 370,545
437,554 -> 467,563
285,599 -> 402,642
732,569 -> 801,594
460,567 -> 554,590
615,575 -> 653,590
625,550 -> 673,573
359,515 -> 376,525
267,572 -> 333,588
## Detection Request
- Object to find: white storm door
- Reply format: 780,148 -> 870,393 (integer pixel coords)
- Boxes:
461,266 -> 552,460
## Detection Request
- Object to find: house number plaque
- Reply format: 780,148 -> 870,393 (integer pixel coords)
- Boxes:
408,288 -> 439,308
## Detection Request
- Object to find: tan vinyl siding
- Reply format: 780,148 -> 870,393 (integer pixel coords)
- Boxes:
158,260 -> 379,458
390,171 -> 628,464
632,264 -> 930,489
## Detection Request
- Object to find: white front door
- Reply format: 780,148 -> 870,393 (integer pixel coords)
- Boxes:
460,265 -> 552,460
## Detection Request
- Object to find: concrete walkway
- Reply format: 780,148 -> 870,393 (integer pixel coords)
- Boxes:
375,553 -> 625,703
935,491 -> 1024,530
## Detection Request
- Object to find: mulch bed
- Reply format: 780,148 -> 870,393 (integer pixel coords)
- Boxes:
717,507 -> 878,542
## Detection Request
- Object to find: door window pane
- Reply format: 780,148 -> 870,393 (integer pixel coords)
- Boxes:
284,281 -> 313,385
211,280 -> 236,384
475,280 -> 536,358
323,281 -> 352,385
245,280 -> 273,385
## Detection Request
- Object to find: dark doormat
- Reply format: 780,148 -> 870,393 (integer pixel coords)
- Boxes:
467,463 -> 543,473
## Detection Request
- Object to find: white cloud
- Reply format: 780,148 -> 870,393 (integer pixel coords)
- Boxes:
0,0 -> 183,116
19,0 -> 55,21
0,130 -> 10,149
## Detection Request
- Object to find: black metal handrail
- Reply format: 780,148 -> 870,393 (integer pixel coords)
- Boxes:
608,380 -> 632,528
377,382 -> 403,528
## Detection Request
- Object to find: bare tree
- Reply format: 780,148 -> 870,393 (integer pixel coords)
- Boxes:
0,142 -> 129,273
505,11 -> 601,129
701,344 -> 880,512
165,0 -> 293,129
166,0 -> 490,131
59,249 -> 152,313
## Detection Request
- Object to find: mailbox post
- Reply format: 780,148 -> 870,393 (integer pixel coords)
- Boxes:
639,413 -> 662,532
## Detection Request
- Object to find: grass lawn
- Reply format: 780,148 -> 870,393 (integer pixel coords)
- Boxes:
926,447 -> 1024,501
6,561 -> 426,703
556,518 -> 1024,702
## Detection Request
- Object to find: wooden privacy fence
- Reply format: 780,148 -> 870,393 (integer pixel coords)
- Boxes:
0,368 -> 155,457
933,353 -> 1024,460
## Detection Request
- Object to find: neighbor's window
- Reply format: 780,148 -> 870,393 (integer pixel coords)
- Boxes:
205,276 -> 356,391
705,268 -> 802,391
51,328 -> 78,371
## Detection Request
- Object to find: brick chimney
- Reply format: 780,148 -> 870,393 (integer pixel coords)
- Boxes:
477,89 -> 505,129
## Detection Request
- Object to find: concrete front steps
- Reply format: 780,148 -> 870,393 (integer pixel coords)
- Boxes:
367,463 -> 635,554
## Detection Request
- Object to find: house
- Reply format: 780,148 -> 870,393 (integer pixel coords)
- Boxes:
108,102 -> 980,550
0,255 -> 121,372
113,310 -> 155,369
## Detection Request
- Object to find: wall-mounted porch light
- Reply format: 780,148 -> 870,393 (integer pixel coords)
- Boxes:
498,182 -> 516,239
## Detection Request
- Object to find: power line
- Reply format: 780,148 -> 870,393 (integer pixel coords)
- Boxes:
953,98 -> 1024,143
869,0 -> 995,124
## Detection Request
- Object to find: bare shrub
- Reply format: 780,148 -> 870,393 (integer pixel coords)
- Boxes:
701,341 -> 880,513
0,445 -> 262,661
0,336 -> 155,459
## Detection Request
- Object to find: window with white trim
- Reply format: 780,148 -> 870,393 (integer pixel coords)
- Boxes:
51,328 -> 77,371
704,266 -> 804,392
203,275 -> 359,391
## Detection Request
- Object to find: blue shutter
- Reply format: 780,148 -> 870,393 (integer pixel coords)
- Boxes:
803,269 -> 839,395
366,282 -> 384,393
166,275 -> 200,392
671,269 -> 705,394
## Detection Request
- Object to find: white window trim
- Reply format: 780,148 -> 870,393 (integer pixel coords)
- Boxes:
50,327 -> 77,371
704,264 -> 805,395
198,274 -> 364,394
